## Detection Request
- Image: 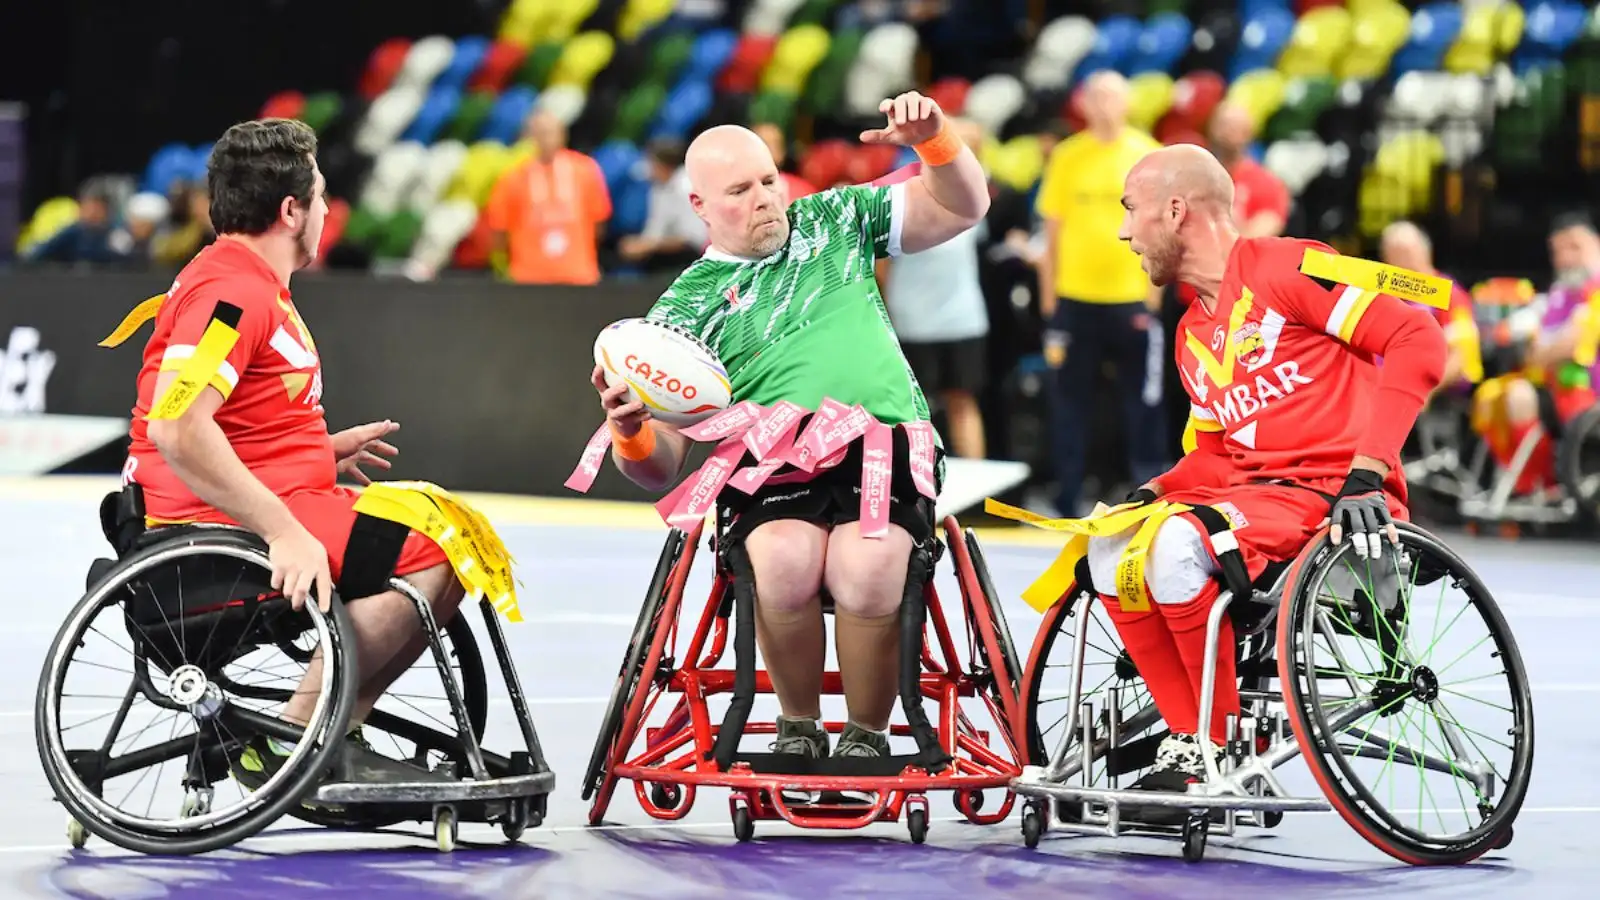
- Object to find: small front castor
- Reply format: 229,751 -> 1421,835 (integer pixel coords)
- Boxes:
434,806 -> 459,853
908,807 -> 928,844
1181,813 -> 1208,863
651,782 -> 683,811
732,805 -> 754,842
502,800 -> 528,843
1260,810 -> 1283,829
67,817 -> 88,850
1021,802 -> 1044,849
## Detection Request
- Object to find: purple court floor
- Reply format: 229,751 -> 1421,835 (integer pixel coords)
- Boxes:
3,480 -> 1591,899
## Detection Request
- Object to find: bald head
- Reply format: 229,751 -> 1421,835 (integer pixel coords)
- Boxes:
1118,144 -> 1237,289
524,110 -> 566,160
1209,102 -> 1256,161
1082,70 -> 1130,133
686,124 -> 789,258
1130,144 -> 1235,214
1380,221 -> 1433,272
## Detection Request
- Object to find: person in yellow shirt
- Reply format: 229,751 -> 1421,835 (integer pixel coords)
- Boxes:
1034,70 -> 1164,515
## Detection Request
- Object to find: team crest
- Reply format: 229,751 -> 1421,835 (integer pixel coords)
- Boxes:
1232,309 -> 1285,373
724,284 -> 744,309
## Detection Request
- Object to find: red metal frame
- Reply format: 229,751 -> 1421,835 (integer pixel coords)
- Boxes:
587,516 -> 1027,832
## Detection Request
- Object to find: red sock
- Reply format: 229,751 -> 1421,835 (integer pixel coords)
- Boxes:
1157,582 -> 1240,744
1097,592 -> 1198,735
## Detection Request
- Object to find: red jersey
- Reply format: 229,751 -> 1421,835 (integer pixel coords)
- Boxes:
125,239 -> 335,523
1163,237 -> 1446,498
1227,157 -> 1290,227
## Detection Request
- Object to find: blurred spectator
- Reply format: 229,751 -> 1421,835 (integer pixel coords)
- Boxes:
617,138 -> 705,272
1034,71 -> 1165,516
153,181 -> 215,267
113,192 -> 169,263
752,122 -> 816,204
879,118 -> 991,460
1379,220 -> 1478,389
22,177 -> 129,266
1208,102 -> 1290,238
484,110 -> 612,285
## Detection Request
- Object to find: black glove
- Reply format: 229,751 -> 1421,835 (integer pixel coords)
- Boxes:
1328,468 -> 1396,559
1123,486 -> 1159,506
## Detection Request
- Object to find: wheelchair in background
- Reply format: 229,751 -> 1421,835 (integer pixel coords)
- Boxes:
1011,521 -> 1534,864
34,484 -> 555,855
582,511 -> 1027,844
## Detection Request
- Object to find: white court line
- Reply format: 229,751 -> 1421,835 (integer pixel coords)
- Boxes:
5,807 -> 1600,857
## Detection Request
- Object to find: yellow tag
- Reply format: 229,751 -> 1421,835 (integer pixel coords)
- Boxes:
1113,511 -> 1167,613
352,482 -> 523,623
1019,534 -> 1088,613
1300,249 -> 1453,310
101,293 -> 168,348
147,313 -> 239,420
983,497 -> 1166,537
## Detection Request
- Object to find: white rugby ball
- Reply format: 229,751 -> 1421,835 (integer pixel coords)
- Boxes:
594,318 -> 731,427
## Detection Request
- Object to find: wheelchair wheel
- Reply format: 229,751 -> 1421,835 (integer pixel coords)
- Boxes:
272,612 -> 489,831
1555,405 -> 1600,522
1019,587 -> 1168,803
1276,524 -> 1534,865
958,528 -> 1023,716
35,532 -> 359,856
581,529 -> 687,802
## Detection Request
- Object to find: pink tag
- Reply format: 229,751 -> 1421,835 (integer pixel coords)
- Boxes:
564,422 -> 613,493
902,421 -> 938,499
679,401 -> 763,442
806,404 -> 875,460
727,427 -> 800,494
744,401 -> 806,461
858,422 -> 895,538
662,438 -> 747,530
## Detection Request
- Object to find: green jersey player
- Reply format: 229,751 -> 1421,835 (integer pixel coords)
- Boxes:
590,91 -> 989,767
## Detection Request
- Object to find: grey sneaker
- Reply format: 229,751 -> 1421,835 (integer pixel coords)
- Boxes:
834,722 -> 890,758
772,716 -> 828,804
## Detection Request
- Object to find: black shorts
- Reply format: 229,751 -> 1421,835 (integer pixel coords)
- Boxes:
717,420 -> 945,549
901,337 -> 986,395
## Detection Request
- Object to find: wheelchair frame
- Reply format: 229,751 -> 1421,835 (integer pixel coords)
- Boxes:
582,515 -> 1027,843
1010,522 -> 1534,865
37,488 -> 556,855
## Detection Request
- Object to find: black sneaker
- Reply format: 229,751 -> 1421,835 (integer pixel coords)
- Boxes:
1121,733 -> 1220,827
772,716 -> 829,804
834,722 -> 891,804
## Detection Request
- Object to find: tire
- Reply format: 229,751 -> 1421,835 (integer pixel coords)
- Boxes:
36,536 -> 360,855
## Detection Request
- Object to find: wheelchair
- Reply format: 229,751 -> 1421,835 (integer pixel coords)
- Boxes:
1011,521 -> 1534,865
581,508 -> 1027,843
35,484 -> 556,855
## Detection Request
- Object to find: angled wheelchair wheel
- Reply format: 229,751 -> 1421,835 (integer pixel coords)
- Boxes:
271,612 -> 488,831
1276,524 -> 1535,865
35,531 -> 360,855
1555,405 -> 1600,523
1019,587 -> 1168,804
582,528 -> 688,804
957,527 -> 1023,719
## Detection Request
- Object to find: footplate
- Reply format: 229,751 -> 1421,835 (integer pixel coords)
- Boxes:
1011,763 -> 1329,827
314,771 -> 556,805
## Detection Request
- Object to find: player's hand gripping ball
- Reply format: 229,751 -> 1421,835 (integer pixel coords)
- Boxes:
593,318 -> 732,428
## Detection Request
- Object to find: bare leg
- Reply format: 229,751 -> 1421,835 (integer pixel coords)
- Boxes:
941,389 -> 986,459
743,520 -> 829,719
823,521 -> 912,732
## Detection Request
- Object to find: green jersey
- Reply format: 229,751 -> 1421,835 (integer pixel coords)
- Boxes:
644,183 -> 931,427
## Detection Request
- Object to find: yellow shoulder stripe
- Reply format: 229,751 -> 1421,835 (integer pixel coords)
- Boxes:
1300,249 -> 1452,310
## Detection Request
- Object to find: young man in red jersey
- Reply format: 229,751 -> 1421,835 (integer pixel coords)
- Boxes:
120,119 -> 467,790
1086,144 -> 1446,822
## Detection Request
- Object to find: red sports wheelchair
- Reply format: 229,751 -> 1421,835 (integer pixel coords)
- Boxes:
580,511 -> 1027,843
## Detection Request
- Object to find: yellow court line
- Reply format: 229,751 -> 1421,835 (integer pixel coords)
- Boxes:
0,475 -> 1063,549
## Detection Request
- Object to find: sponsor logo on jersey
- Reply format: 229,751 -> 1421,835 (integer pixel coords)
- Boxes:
1207,360 -> 1314,435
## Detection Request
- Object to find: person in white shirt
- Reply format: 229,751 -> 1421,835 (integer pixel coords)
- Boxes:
618,138 -> 707,270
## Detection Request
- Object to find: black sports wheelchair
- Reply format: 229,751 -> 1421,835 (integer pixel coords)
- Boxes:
34,483 -> 554,855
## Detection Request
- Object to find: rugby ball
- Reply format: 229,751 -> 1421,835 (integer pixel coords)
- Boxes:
594,318 -> 731,427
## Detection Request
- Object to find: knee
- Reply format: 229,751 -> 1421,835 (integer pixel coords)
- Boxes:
1145,517 -> 1216,607
743,520 -> 827,615
824,523 -> 914,619
1085,529 -> 1136,595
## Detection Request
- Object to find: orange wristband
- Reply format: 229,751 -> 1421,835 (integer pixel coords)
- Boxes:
914,123 -> 963,167
611,421 -> 657,462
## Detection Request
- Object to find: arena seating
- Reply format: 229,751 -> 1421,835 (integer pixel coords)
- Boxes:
17,0 -> 1597,274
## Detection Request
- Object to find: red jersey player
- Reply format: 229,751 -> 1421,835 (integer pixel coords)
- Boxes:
117,119 -> 468,793
1083,144 -> 1446,823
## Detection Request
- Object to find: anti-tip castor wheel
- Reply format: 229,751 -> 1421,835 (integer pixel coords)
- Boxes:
434,805 -> 458,853
732,804 -> 754,843
1021,801 -> 1044,849
1181,813 -> 1208,863
908,807 -> 929,844
67,817 -> 88,850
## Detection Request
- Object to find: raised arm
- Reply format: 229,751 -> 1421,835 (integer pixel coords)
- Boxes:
859,92 -> 990,255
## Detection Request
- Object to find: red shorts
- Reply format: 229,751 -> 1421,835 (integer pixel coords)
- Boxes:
286,487 -> 448,585
1162,480 -> 1408,579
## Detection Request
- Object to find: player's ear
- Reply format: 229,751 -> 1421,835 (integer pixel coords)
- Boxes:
279,195 -> 299,228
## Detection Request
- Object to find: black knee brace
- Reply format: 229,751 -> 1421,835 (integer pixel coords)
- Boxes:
338,513 -> 411,600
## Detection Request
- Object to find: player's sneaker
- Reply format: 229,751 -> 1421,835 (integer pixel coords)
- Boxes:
833,722 -> 891,804
1122,732 -> 1222,827
772,716 -> 829,804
